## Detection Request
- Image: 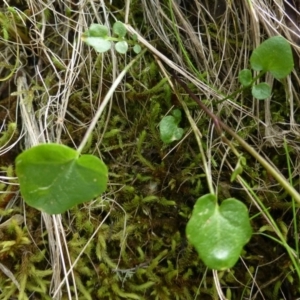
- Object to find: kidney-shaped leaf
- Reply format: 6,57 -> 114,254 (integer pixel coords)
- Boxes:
159,109 -> 184,144
239,69 -> 253,87
250,36 -> 294,79
186,194 -> 252,270
252,82 -> 271,100
15,144 -> 108,214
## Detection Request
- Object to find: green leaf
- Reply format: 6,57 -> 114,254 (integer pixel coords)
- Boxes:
85,24 -> 109,38
238,69 -> 252,87
252,82 -> 271,100
250,36 -> 294,79
15,144 -> 108,214
81,36 -> 111,53
133,44 -> 141,54
113,21 -> 127,38
132,34 -> 138,41
231,156 -> 246,182
115,41 -> 128,54
81,24 -> 112,53
186,194 -> 252,270
171,109 -> 182,122
159,109 -> 184,144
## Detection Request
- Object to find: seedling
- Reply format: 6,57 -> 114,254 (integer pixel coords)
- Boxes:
159,109 -> 184,144
239,36 -> 294,99
81,21 -> 141,54
176,36 -> 295,270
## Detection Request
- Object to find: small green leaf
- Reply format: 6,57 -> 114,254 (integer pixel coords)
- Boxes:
252,82 -> 271,100
82,36 -> 111,53
115,41 -> 128,54
85,24 -> 108,38
132,34 -> 138,41
186,194 -> 252,270
231,156 -> 246,182
238,69 -> 252,87
113,21 -> 127,38
81,24 -> 112,53
171,109 -> 182,121
250,36 -> 294,79
133,44 -> 141,54
15,144 -> 108,214
159,109 -> 184,144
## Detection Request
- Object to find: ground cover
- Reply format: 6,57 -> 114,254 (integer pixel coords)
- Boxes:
0,0 -> 300,299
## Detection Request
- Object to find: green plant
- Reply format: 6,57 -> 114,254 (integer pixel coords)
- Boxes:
166,36 -> 298,271
15,144 -> 108,214
186,194 -> 252,270
239,36 -> 294,99
81,21 -> 141,54
159,109 -> 184,144
15,21 -> 145,214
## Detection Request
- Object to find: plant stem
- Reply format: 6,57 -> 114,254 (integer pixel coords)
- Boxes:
284,138 -> 299,257
241,178 -> 300,280
215,71 -> 266,104
77,48 -> 147,155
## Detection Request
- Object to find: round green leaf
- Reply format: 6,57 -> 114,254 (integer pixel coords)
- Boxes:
15,144 -> 108,214
133,44 -> 141,54
82,36 -> 111,53
86,24 -> 109,38
186,194 -> 252,270
250,36 -> 294,79
238,69 -> 252,87
159,110 -> 184,144
252,82 -> 271,100
113,21 -> 127,38
115,41 -> 128,54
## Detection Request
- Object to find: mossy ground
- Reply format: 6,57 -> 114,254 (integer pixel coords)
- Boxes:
0,0 -> 300,299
